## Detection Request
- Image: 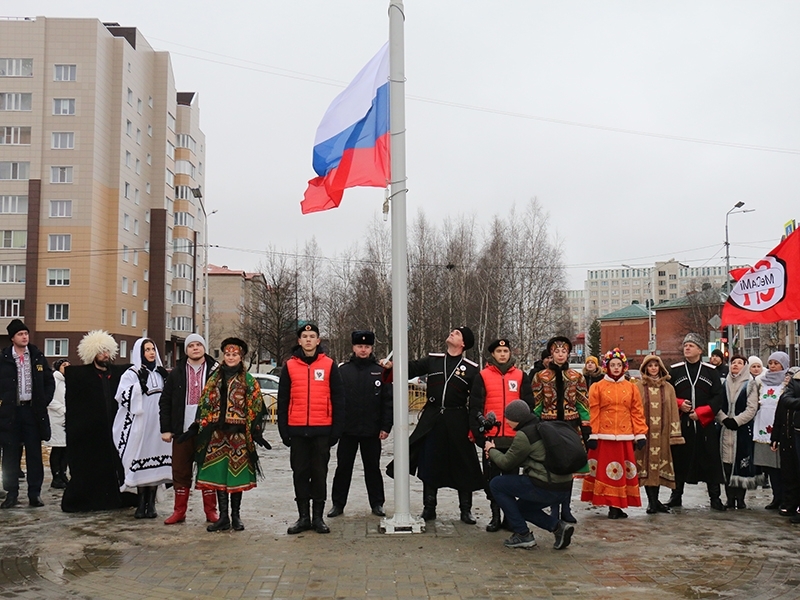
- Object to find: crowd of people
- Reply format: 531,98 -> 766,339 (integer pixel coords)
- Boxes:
2,316 -> 800,553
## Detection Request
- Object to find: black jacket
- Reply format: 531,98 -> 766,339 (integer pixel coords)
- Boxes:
159,354 -> 219,435
339,354 -> 392,437
0,344 -> 54,443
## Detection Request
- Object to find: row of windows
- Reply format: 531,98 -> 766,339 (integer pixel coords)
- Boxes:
0,129 -> 75,149
44,338 -> 138,359
0,94 -> 76,114
0,59 -> 76,81
0,267 -> 70,286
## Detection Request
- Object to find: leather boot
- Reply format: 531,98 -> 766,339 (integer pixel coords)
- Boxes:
134,487 -> 147,519
230,492 -> 244,531
202,489 -> 219,522
287,500 -> 312,534
486,501 -> 502,532
458,490 -> 476,524
164,486 -> 189,524
144,486 -> 158,519
311,500 -> 330,534
420,484 -> 437,521
667,482 -> 684,508
207,491 -> 231,532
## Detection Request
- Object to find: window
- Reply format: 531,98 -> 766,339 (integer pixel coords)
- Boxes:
173,264 -> 194,279
134,188 -> 140,205
119,340 -> 128,358
49,200 -> 72,217
669,283 -> 677,289
46,303 -> 69,321
175,185 -> 193,200
145,183 -> 150,194
1,230 -> 26,248
127,88 -> 133,105
133,219 -> 139,235
167,112 -> 176,131
145,210 -> 150,223
50,166 -> 73,183
166,141 -> 175,160
125,151 -> 131,167
123,213 -> 130,230
136,129 -> 141,144
131,311 -> 137,327
173,238 -> 193,253
175,160 -> 195,178
122,277 -> 128,293
0,126 -> 31,145
0,162 -> 30,180
669,274 -> 677,280
659,290 -> 666,296
175,134 -> 197,152
132,280 -> 138,296
1,93 -> 32,111
147,124 -> 152,136
53,98 -> 75,115
148,96 -> 153,108
124,182 -> 131,199
48,234 -> 71,251
658,270 -> 666,277
135,159 -> 140,174
51,132 -> 75,149
173,212 -> 195,228
121,308 -> 128,325
53,64 -> 76,81
144,241 -> 150,253
0,195 -> 27,214
172,316 -> 191,332
144,269 -> 149,281
173,290 -> 193,305
44,339 -> 68,357
143,299 -> 148,311
123,245 -> 129,262
0,299 -> 24,318
126,120 -> 132,136
165,169 -> 174,187
137,98 -> 142,114
146,153 -> 152,165
47,268 -> 70,286
0,58 -> 33,77
133,250 -> 139,265
0,265 -> 24,283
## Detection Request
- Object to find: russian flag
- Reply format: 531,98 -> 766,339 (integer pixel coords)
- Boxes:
301,43 -> 390,214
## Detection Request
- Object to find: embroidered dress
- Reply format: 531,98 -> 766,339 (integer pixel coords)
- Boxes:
581,376 -> 648,508
753,381 -> 784,469
634,373 -> 684,488
194,368 -> 265,493
113,339 -> 172,492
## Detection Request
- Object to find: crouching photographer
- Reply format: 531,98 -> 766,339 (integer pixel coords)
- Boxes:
485,400 -> 575,550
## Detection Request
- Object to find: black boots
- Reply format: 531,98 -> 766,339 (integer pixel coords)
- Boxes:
458,490 -> 476,524
311,500 -> 330,534
645,486 -> 670,514
135,486 -> 158,519
230,492 -> 244,531
420,484 -> 437,521
207,491 -> 231,532
287,500 -> 312,534
134,487 -> 147,519
667,482 -> 684,508
486,501 -> 502,532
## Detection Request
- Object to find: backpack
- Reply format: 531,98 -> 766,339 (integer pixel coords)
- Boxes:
536,420 -> 588,475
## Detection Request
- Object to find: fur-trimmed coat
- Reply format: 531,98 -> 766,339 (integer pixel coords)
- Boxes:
634,370 -> 684,487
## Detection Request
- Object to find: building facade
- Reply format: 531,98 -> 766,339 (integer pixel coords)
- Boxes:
207,265 -> 266,361
0,17 -> 206,366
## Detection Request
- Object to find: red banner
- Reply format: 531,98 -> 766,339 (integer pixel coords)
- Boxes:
721,228 -> 800,326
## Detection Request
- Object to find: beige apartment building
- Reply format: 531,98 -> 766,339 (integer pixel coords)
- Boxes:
207,265 -> 265,360
0,16 -> 207,366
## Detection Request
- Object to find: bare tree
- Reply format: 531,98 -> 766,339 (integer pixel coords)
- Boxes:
680,284 -> 725,348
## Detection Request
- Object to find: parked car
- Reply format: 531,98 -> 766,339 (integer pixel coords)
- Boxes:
627,369 -> 641,381
251,373 -> 280,401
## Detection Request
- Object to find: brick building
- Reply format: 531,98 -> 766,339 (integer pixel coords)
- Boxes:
598,302 -> 651,368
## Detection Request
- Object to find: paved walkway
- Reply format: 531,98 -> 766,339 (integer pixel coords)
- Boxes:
1,424 -> 798,599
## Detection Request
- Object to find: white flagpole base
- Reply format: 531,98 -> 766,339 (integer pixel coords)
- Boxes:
380,513 -> 425,534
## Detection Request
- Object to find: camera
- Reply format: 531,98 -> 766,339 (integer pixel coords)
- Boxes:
476,411 -> 501,436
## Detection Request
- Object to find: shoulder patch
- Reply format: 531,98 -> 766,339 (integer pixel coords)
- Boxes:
702,362 -> 716,369
463,357 -> 478,367
671,361 -> 685,368
429,353 -> 445,357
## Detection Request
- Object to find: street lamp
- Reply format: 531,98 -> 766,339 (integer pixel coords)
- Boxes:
623,264 -> 656,353
724,202 -> 755,356
191,185 -> 216,343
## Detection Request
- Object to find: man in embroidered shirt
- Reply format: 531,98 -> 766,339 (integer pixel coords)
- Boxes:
668,332 -> 725,510
0,319 -> 54,508
159,333 -> 220,524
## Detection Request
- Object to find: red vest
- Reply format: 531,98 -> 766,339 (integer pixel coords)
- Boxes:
481,365 -> 524,438
286,353 -> 334,427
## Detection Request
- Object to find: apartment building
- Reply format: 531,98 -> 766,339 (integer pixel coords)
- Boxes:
0,17 -> 206,366
207,265 -> 266,360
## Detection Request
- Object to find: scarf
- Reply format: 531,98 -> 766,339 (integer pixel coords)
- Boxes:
725,368 -> 750,411
761,368 -> 788,387
487,355 -> 516,375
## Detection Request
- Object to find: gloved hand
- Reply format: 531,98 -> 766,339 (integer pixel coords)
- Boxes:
580,425 -> 592,444
281,437 -> 291,447
634,438 -> 646,451
253,430 -> 272,449
175,422 -> 199,444
328,436 -> 339,447
722,417 -> 739,430
585,438 -> 598,450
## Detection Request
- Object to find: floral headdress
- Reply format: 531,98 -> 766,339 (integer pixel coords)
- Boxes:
602,347 -> 628,371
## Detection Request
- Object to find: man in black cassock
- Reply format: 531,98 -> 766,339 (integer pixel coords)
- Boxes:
668,332 -> 726,511
62,330 -> 135,512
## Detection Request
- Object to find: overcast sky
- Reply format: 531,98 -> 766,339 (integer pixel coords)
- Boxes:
21,1 -> 800,288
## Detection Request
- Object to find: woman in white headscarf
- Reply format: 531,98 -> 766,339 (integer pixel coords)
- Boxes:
113,338 -> 173,518
752,351 -> 790,510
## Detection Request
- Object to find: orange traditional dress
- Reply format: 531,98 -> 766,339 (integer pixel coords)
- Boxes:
581,375 -> 648,508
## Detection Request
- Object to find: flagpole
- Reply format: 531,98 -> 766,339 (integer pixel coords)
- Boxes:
381,0 -> 422,534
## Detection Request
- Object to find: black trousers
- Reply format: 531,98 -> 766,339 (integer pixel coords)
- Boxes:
2,405 -> 43,498
331,434 -> 384,508
290,436 -> 331,502
49,446 -> 68,478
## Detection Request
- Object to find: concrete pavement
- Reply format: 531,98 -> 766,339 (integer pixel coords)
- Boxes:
1,423 -> 798,599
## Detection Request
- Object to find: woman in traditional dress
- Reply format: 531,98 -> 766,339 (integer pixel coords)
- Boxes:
46,359 -> 69,489
718,355 -> 762,509
633,354 -> 684,514
531,336 -> 590,523
193,337 -> 268,532
113,338 -> 173,518
753,351 -> 790,510
581,348 -> 648,519
583,356 -> 604,392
